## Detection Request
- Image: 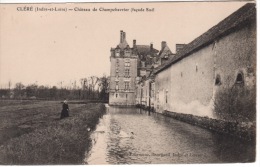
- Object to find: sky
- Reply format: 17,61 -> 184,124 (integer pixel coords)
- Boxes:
0,1 -> 248,88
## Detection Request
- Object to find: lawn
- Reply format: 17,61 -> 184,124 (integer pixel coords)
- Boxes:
0,100 -> 106,165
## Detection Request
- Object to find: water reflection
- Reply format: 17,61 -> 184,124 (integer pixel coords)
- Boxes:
85,106 -> 255,164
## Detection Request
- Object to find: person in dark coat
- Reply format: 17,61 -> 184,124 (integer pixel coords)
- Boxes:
60,100 -> 69,119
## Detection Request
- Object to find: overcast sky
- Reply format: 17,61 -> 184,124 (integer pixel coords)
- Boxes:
0,2 -> 248,88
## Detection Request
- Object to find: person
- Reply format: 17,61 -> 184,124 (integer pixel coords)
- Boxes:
60,100 -> 69,119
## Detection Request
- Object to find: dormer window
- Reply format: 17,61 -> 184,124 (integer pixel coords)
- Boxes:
125,50 -> 131,57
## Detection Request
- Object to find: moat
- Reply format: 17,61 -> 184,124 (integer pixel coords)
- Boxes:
85,106 -> 255,164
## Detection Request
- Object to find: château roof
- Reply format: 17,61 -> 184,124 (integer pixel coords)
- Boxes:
158,45 -> 173,57
154,3 -> 256,74
136,45 -> 159,56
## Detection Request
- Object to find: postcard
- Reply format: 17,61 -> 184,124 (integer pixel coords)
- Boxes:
0,1 -> 257,166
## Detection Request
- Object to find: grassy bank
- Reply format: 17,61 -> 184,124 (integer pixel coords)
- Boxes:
0,100 -> 106,165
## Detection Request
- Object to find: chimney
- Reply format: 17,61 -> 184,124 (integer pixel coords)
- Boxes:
120,30 -> 123,43
123,32 -> 126,41
161,41 -> 167,50
150,43 -> 153,50
133,39 -> 136,48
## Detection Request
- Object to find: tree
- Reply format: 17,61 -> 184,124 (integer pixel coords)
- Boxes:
98,75 -> 109,101
25,84 -> 38,98
49,86 -> 58,99
80,78 -> 88,99
14,82 -> 25,98
89,76 -> 99,99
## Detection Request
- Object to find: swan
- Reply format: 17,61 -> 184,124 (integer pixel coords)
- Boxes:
119,131 -> 134,139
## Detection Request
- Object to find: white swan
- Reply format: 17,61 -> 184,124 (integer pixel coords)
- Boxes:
119,131 -> 134,139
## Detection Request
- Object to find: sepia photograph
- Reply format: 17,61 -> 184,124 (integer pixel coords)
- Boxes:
0,0 -> 257,165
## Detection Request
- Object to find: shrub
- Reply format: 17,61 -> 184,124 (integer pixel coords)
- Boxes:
214,85 -> 256,122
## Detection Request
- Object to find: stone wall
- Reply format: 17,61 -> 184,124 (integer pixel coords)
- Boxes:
212,20 -> 256,121
153,20 -> 256,121
155,43 -> 215,117
109,57 -> 137,105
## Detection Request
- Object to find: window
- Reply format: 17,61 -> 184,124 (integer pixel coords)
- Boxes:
124,59 -> 130,67
116,68 -> 119,77
115,82 -> 119,90
215,74 -> 221,85
151,83 -> 155,98
165,90 -> 168,103
125,68 -> 130,77
116,93 -> 118,98
125,62 -> 130,67
125,50 -> 131,57
124,82 -> 130,90
157,90 -> 159,102
236,72 -> 244,84
141,61 -> 145,67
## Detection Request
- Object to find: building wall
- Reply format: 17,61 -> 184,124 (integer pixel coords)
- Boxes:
155,43 -> 215,116
213,21 -> 256,91
212,21 -> 256,121
109,92 -> 136,105
154,21 -> 256,119
109,57 -> 137,105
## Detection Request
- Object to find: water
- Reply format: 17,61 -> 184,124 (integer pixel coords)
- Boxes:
85,106 -> 255,164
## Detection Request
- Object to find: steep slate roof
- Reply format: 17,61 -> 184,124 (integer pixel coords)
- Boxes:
158,45 -> 173,57
154,3 -> 256,74
136,45 -> 159,55
156,45 -> 174,62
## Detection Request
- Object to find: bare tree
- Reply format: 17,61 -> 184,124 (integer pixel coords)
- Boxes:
89,76 -> 99,98
14,82 -> 25,98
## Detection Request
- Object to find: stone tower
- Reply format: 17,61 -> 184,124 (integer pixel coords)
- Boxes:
109,31 -> 138,105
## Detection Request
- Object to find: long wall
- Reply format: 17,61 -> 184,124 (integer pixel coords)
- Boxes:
155,43 -> 215,117
153,20 -> 256,120
212,20 -> 256,121
213,21 -> 256,91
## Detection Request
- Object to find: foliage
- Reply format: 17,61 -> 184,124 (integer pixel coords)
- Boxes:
0,75 -> 109,101
214,84 -> 256,122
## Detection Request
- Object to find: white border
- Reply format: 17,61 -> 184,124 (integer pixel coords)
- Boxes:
0,0 -> 258,167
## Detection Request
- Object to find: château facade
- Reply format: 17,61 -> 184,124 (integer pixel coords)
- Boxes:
109,3 -> 256,123
109,31 -> 159,105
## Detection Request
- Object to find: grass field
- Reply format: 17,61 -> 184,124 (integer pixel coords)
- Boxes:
0,100 -> 106,165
